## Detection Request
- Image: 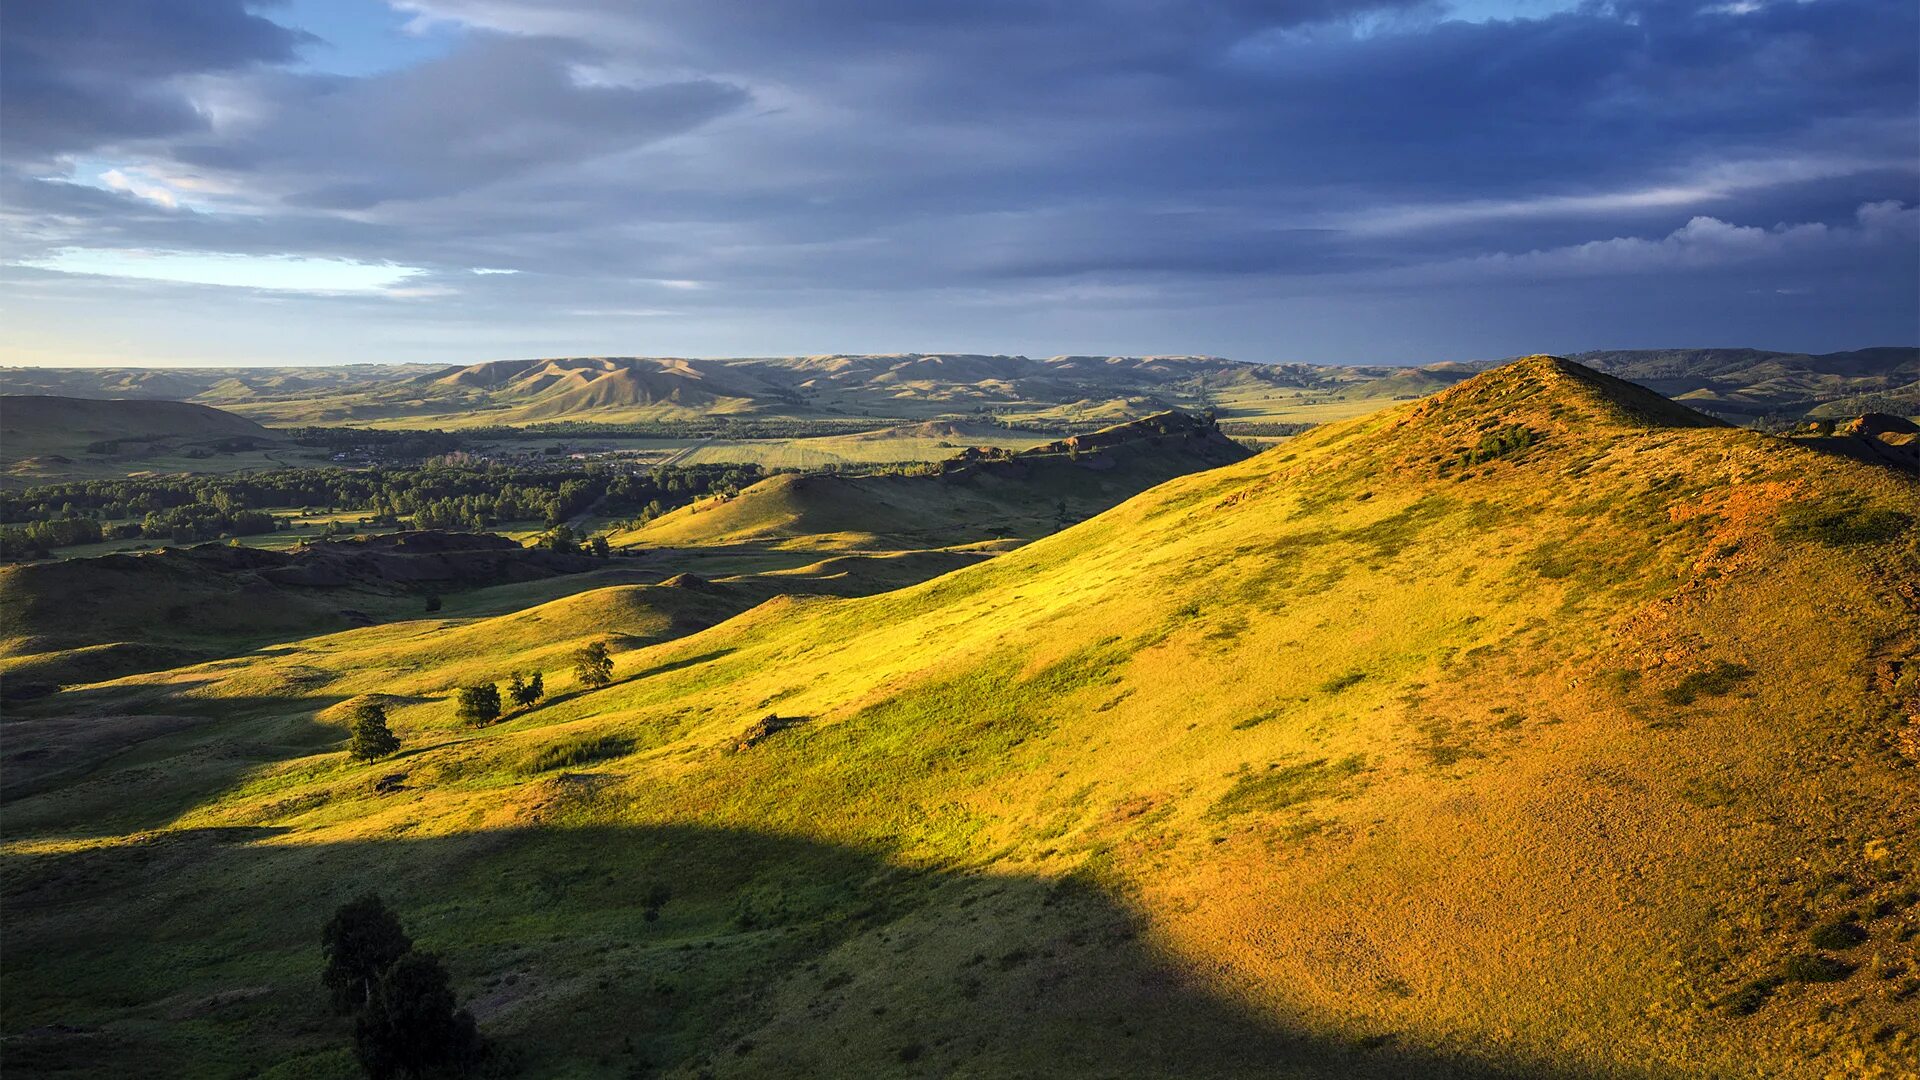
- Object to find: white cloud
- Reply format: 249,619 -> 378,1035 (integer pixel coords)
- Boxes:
1345,156 -> 1912,234
1422,201 -> 1918,279
20,249 -> 426,294
97,168 -> 179,209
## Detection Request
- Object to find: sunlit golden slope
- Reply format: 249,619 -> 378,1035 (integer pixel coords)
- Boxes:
5,357 -> 1918,1078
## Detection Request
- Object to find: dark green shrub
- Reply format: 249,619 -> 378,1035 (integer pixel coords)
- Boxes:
1724,976 -> 1780,1015
518,734 -> 633,775
322,894 -> 413,1015
1319,671 -> 1367,693
1775,503 -> 1912,547
1210,755 -> 1366,818
1782,953 -> 1854,983
1663,660 -> 1754,705
1459,424 -> 1535,467
1810,919 -> 1868,950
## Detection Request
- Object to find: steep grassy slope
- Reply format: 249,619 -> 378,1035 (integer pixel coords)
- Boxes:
4,358 -> 1918,1078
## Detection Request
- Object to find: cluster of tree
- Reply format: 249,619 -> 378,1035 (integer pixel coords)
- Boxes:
1219,421 -> 1317,437
0,462 -> 767,553
0,504 -> 279,556
479,417 -> 893,440
322,894 -> 485,1078
286,427 -> 471,459
532,524 -> 611,556
0,516 -> 105,558
455,668 -> 552,726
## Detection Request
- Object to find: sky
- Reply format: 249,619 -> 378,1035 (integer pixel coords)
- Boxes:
1,0 -> 1915,367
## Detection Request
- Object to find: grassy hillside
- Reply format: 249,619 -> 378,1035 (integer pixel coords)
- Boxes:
0,396 -> 307,486
4,358 -> 1918,1077
0,533 -> 615,692
615,411 -> 1248,550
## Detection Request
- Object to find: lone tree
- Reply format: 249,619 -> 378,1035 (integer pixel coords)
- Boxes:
589,534 -> 611,558
347,702 -> 401,762
353,951 -> 484,1079
573,641 -> 614,689
507,671 -> 543,709
454,683 -> 501,726
321,893 -> 413,1014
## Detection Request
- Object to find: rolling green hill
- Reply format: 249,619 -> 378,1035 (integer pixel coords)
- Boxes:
0,395 -> 299,485
3,358 -> 1917,1078
615,411 -> 1248,550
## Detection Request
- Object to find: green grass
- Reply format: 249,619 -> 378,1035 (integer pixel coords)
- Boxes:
1209,755 -> 1366,818
516,734 -> 636,775
1663,660 -> 1755,705
1774,501 -> 1913,546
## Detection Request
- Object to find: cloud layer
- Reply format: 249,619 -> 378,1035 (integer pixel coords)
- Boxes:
1,0 -> 1915,364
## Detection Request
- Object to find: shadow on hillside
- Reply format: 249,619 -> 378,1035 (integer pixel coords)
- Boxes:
0,692 -> 345,833
2,821 -> 1650,1080
1786,430 -> 1920,476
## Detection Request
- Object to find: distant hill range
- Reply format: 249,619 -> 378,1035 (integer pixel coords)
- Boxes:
5,348 -> 1911,430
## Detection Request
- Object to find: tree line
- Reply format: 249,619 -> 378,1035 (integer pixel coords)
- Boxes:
0,462 -> 767,557
347,643 -> 615,763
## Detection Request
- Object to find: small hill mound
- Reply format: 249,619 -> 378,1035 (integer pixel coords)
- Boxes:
1,395 -> 288,484
1,395 -> 271,454
617,410 -> 1248,549
1789,413 -> 1920,475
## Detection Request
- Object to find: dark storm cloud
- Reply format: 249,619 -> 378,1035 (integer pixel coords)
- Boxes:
1,0 -> 1915,362
171,37 -> 750,208
0,0 -> 311,159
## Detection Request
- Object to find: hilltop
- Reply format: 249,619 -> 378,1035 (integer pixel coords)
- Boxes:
3,357 -> 1918,1077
